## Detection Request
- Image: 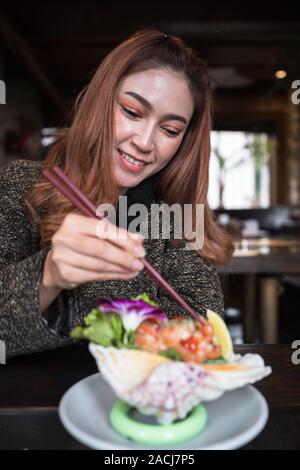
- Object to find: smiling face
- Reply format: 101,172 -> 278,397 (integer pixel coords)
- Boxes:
113,68 -> 194,194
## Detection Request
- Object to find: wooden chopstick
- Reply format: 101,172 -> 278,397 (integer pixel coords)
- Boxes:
42,166 -> 206,324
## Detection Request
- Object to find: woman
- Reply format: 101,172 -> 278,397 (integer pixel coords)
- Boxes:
0,30 -> 233,358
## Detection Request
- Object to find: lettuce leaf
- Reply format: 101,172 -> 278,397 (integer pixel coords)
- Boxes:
204,357 -> 227,364
130,293 -> 160,307
70,293 -> 164,348
71,309 -> 131,347
158,348 -> 183,361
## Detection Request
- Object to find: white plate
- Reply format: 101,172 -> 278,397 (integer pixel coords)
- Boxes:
59,373 -> 268,450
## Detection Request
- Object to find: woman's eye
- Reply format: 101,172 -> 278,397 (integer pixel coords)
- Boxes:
122,107 -> 139,118
164,128 -> 180,138
121,106 -> 180,137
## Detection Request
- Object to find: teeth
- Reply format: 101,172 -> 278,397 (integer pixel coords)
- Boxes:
119,150 -> 146,166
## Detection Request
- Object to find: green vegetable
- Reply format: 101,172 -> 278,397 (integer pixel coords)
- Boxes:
83,319 -> 114,346
204,357 -> 227,365
110,313 -> 123,342
71,293 -> 164,349
130,293 -> 159,307
83,308 -> 101,326
159,348 -> 183,361
71,309 -> 136,348
70,325 -> 85,339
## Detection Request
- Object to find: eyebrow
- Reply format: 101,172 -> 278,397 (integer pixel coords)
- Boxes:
125,91 -> 188,125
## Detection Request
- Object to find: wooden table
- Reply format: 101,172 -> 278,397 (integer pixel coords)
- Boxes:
0,343 -> 299,450
219,239 -> 300,343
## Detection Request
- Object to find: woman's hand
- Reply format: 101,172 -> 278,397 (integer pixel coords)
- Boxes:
42,213 -> 145,290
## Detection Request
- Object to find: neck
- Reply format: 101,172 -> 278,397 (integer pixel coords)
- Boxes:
119,188 -> 128,196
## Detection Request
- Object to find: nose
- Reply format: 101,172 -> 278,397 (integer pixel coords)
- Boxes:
131,122 -> 155,154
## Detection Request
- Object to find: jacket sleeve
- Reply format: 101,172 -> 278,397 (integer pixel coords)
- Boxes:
0,160 -> 77,358
156,239 -> 225,320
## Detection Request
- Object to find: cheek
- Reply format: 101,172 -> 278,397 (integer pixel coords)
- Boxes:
114,110 -> 134,138
159,138 -> 183,162
114,111 -> 122,137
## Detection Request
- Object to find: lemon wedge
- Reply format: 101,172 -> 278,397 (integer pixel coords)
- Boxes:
206,309 -> 233,360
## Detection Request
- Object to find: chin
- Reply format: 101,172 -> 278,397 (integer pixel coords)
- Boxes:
115,174 -> 140,192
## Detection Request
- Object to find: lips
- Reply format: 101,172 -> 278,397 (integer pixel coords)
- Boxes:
117,148 -> 147,164
117,149 -> 149,172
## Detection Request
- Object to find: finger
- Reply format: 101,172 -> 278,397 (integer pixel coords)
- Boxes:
95,219 -> 145,252
59,265 -> 141,287
63,213 -> 100,237
65,213 -> 144,244
56,248 -> 141,274
66,238 -> 145,271
63,214 -> 145,256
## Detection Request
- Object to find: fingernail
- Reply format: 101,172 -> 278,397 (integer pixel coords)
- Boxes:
129,271 -> 140,278
131,232 -> 144,241
134,244 -> 145,257
132,260 -> 144,271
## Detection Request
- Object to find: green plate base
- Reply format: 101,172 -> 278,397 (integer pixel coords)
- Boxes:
110,400 -> 207,446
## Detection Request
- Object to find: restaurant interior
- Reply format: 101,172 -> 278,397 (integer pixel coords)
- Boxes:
2,2 -> 300,346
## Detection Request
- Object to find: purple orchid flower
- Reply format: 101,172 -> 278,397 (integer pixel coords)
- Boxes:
96,298 -> 167,332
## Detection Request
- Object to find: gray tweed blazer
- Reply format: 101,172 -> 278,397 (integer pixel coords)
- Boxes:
0,159 -> 224,358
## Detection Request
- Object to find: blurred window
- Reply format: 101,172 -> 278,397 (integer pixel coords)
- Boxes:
209,131 -> 275,209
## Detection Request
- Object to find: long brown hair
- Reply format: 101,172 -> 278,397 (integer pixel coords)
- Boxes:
26,29 -> 233,265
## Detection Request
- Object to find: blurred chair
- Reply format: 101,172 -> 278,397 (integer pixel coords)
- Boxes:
215,206 -> 300,237
279,275 -> 300,343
